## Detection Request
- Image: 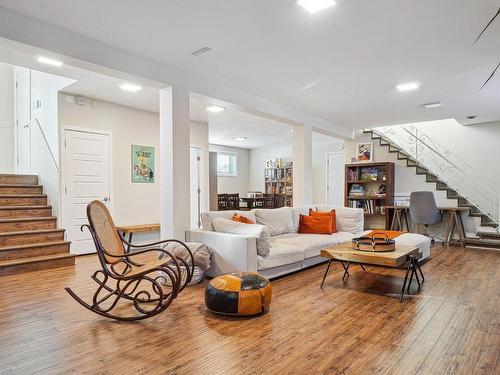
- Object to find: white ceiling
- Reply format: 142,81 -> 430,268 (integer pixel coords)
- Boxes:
0,41 -> 306,149
1,0 -> 499,128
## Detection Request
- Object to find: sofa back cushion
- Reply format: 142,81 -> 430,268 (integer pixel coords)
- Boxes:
315,205 -> 364,234
201,210 -> 256,231
212,217 -> 271,256
291,205 -> 316,232
252,207 -> 294,236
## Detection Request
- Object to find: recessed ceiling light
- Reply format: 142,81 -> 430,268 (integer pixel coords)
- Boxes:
298,0 -> 336,14
36,56 -> 63,67
206,105 -> 225,113
396,81 -> 421,92
192,46 -> 213,56
289,128 -> 295,132
119,83 -> 142,92
233,137 -> 247,141
423,102 -> 443,109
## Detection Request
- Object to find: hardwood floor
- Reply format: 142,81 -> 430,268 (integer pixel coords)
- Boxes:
0,244 -> 499,374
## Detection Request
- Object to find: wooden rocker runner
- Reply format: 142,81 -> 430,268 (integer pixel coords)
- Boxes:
65,200 -> 194,321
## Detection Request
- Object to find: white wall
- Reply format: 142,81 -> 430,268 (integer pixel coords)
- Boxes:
249,144 -> 292,192
248,137 -> 344,204
209,144 -> 249,196
58,94 -> 161,239
190,121 -> 209,213
30,70 -> 74,217
0,61 -> 14,173
312,138 -> 345,204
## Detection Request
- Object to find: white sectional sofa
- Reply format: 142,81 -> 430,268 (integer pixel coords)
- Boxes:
186,205 -> 431,279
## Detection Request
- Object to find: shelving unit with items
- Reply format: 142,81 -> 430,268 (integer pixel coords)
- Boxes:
264,161 -> 293,207
344,162 -> 394,229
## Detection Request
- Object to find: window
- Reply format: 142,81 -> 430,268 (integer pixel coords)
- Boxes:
217,152 -> 238,177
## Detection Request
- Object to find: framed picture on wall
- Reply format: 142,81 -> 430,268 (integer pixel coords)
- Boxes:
131,145 -> 155,183
356,142 -> 373,162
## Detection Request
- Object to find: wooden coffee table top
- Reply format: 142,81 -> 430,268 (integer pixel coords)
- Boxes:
321,242 -> 420,268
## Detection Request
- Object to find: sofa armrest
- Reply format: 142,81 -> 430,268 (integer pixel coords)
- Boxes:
186,229 -> 258,277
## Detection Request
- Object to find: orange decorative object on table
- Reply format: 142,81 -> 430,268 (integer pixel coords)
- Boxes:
298,214 -> 333,234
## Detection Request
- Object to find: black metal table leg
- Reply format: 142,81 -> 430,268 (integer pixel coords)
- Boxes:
320,260 -> 333,288
416,258 -> 425,283
359,264 -> 366,271
341,261 -> 351,281
400,257 -> 413,302
126,232 -> 133,253
412,258 -> 421,289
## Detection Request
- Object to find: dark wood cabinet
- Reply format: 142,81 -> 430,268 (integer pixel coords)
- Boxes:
345,162 -> 395,229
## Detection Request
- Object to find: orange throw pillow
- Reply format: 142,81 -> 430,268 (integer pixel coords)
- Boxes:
309,208 -> 337,233
232,213 -> 255,224
298,214 -> 333,234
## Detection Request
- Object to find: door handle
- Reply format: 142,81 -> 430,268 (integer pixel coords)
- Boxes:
102,197 -> 109,202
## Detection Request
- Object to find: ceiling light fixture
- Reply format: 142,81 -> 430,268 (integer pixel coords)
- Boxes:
423,102 -> 443,109
36,56 -> 63,67
466,115 -> 477,120
396,81 -> 421,92
298,0 -> 336,14
119,83 -> 143,92
233,137 -> 247,141
206,105 -> 225,113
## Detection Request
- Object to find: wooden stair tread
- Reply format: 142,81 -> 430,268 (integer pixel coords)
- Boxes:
0,240 -> 71,252
0,253 -> 76,268
0,205 -> 52,210
0,194 -> 47,198
0,228 -> 65,237
476,231 -> 500,239
0,216 -> 56,223
0,184 -> 42,188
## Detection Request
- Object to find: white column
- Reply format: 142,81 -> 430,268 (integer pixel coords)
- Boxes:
159,85 -> 191,240
293,123 -> 313,206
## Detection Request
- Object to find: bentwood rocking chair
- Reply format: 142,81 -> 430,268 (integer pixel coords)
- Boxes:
65,200 -> 194,321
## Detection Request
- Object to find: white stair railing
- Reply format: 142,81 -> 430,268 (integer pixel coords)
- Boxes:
370,125 -> 499,225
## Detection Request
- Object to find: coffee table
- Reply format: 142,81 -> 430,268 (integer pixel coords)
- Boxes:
320,242 -> 424,302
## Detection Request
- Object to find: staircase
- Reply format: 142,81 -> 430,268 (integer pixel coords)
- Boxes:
0,174 -> 75,276
363,129 -> 500,248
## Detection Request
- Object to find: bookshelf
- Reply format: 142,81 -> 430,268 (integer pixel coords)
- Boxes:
345,162 -> 394,229
265,165 -> 293,207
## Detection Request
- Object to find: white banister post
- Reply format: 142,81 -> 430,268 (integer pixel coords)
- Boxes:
293,123 -> 313,206
159,85 -> 191,240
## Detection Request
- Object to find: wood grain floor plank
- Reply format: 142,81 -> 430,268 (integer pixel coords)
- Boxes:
0,245 -> 498,375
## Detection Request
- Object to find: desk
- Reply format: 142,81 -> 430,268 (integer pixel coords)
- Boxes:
116,223 -> 160,253
385,206 -> 470,246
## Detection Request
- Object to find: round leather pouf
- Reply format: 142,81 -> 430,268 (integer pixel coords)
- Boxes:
205,272 -> 272,316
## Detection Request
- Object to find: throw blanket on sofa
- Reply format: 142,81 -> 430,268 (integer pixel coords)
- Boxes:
367,230 -> 407,240
158,242 -> 212,272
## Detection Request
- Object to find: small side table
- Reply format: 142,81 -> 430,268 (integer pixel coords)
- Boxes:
116,223 -> 160,253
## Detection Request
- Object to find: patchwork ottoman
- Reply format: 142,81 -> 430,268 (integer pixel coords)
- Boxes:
205,272 -> 272,316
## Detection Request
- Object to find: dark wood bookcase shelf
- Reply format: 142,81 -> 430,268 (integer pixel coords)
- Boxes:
345,162 -> 395,229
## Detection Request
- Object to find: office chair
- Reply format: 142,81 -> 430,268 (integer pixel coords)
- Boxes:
409,191 -> 442,243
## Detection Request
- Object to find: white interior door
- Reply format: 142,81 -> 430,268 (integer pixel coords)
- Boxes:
64,129 -> 111,254
190,147 -> 201,229
326,151 -> 344,207
14,67 -> 31,173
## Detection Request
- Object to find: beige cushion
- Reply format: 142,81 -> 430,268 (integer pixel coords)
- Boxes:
272,232 -> 354,258
201,210 -> 256,231
253,207 -> 294,236
315,205 -> 364,234
257,242 -> 303,270
212,217 -> 270,256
